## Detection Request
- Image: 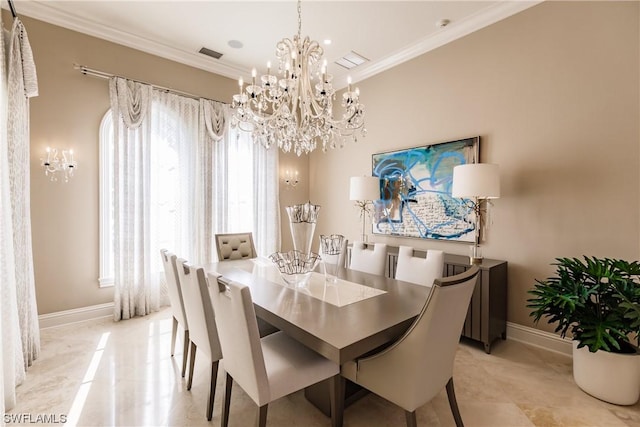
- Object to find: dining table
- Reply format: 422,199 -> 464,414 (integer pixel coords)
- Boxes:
203,257 -> 432,416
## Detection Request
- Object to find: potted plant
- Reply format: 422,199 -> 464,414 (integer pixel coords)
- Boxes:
527,256 -> 640,405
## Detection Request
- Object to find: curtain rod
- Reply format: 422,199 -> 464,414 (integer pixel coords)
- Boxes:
7,0 -> 17,18
73,64 -> 228,105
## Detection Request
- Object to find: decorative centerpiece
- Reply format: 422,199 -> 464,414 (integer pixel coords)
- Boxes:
319,234 -> 345,283
285,201 -> 321,255
269,250 -> 321,288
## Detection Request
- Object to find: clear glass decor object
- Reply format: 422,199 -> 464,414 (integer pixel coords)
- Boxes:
286,201 -> 321,256
319,234 -> 345,283
269,250 -> 322,288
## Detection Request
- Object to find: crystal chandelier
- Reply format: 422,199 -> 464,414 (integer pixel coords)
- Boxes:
231,0 -> 365,156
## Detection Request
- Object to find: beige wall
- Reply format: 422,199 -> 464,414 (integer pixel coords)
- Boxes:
310,1 -> 640,331
18,14 -> 306,315
14,1 -> 640,331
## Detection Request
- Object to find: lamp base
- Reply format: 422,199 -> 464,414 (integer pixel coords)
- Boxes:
470,256 -> 483,265
469,245 -> 482,265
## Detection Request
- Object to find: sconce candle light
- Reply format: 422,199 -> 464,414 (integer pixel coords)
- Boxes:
283,169 -> 299,187
42,147 -> 77,182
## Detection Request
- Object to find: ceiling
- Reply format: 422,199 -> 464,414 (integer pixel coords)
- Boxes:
7,1 -> 540,89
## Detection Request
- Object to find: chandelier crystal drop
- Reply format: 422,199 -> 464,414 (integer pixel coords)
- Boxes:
230,0 -> 365,156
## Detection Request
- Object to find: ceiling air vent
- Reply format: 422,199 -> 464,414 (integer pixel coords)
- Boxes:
198,47 -> 223,60
335,51 -> 368,70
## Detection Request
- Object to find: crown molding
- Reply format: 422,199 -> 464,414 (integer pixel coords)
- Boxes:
13,1 -> 541,88
12,1 -> 248,80
347,1 -> 543,87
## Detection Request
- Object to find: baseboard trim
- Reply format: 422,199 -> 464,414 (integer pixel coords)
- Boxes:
39,303 -> 572,356
39,302 -> 114,329
506,321 -> 572,356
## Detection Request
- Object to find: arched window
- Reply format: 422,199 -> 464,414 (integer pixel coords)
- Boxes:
98,104 -> 189,286
99,101 -> 272,286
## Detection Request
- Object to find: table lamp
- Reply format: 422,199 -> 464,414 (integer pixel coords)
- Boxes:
451,163 -> 500,264
349,176 -> 380,243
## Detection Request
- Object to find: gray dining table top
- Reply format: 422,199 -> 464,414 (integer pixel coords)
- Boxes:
203,258 -> 431,364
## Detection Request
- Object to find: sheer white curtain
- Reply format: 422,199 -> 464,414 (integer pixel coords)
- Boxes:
252,140 -> 280,257
7,18 -> 40,371
195,99 -> 226,264
110,77 -> 157,320
151,91 -> 199,265
222,121 -> 280,258
199,104 -> 280,261
1,17 -> 39,410
110,78 -> 201,320
109,77 -> 280,318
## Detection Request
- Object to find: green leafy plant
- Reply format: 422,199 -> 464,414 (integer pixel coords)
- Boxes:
527,257 -> 640,353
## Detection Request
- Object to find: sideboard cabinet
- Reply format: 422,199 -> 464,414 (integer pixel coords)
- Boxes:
351,245 -> 508,353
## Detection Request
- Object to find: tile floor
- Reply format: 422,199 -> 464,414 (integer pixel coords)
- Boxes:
7,308 -> 640,426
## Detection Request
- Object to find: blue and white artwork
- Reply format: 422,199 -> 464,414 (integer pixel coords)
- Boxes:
371,137 -> 478,242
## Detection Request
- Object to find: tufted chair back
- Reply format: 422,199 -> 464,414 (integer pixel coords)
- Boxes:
215,232 -> 258,261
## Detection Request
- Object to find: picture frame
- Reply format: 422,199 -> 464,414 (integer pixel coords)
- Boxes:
371,136 -> 479,242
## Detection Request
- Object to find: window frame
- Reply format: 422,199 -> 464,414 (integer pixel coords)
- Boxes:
98,110 -> 114,287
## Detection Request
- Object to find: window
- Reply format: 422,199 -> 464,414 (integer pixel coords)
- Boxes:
99,105 -> 263,286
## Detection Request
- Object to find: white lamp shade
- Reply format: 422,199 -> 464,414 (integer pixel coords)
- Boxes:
350,176 -> 380,201
451,163 -> 500,199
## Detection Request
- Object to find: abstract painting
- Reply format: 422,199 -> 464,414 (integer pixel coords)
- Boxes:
371,137 -> 479,242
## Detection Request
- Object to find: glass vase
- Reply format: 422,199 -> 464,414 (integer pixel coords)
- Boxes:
286,202 -> 321,255
319,234 -> 345,283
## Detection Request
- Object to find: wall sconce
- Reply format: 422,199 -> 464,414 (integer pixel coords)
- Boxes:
283,169 -> 299,187
42,147 -> 77,182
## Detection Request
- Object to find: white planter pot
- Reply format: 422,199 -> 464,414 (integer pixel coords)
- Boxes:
573,341 -> 640,405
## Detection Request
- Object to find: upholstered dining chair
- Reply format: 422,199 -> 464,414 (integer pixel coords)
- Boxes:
209,274 -> 343,427
341,265 -> 480,427
215,232 -> 258,261
395,246 -> 445,287
349,242 -> 387,276
160,249 -> 190,378
215,231 -> 278,338
176,258 -> 223,421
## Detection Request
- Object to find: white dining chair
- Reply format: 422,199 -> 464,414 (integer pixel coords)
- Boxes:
209,273 -> 343,427
176,258 -> 223,421
349,242 -> 387,276
341,265 -> 480,427
215,231 -> 278,337
160,249 -> 190,377
395,246 -> 444,287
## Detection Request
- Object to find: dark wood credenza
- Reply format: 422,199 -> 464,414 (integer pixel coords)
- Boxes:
350,245 -> 508,353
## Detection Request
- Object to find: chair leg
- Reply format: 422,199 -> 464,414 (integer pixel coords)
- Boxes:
222,372 -> 233,427
446,377 -> 464,427
187,342 -> 197,390
206,360 -> 219,421
329,374 -> 344,427
171,316 -> 178,356
181,330 -> 190,378
256,404 -> 268,427
405,410 -> 417,427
